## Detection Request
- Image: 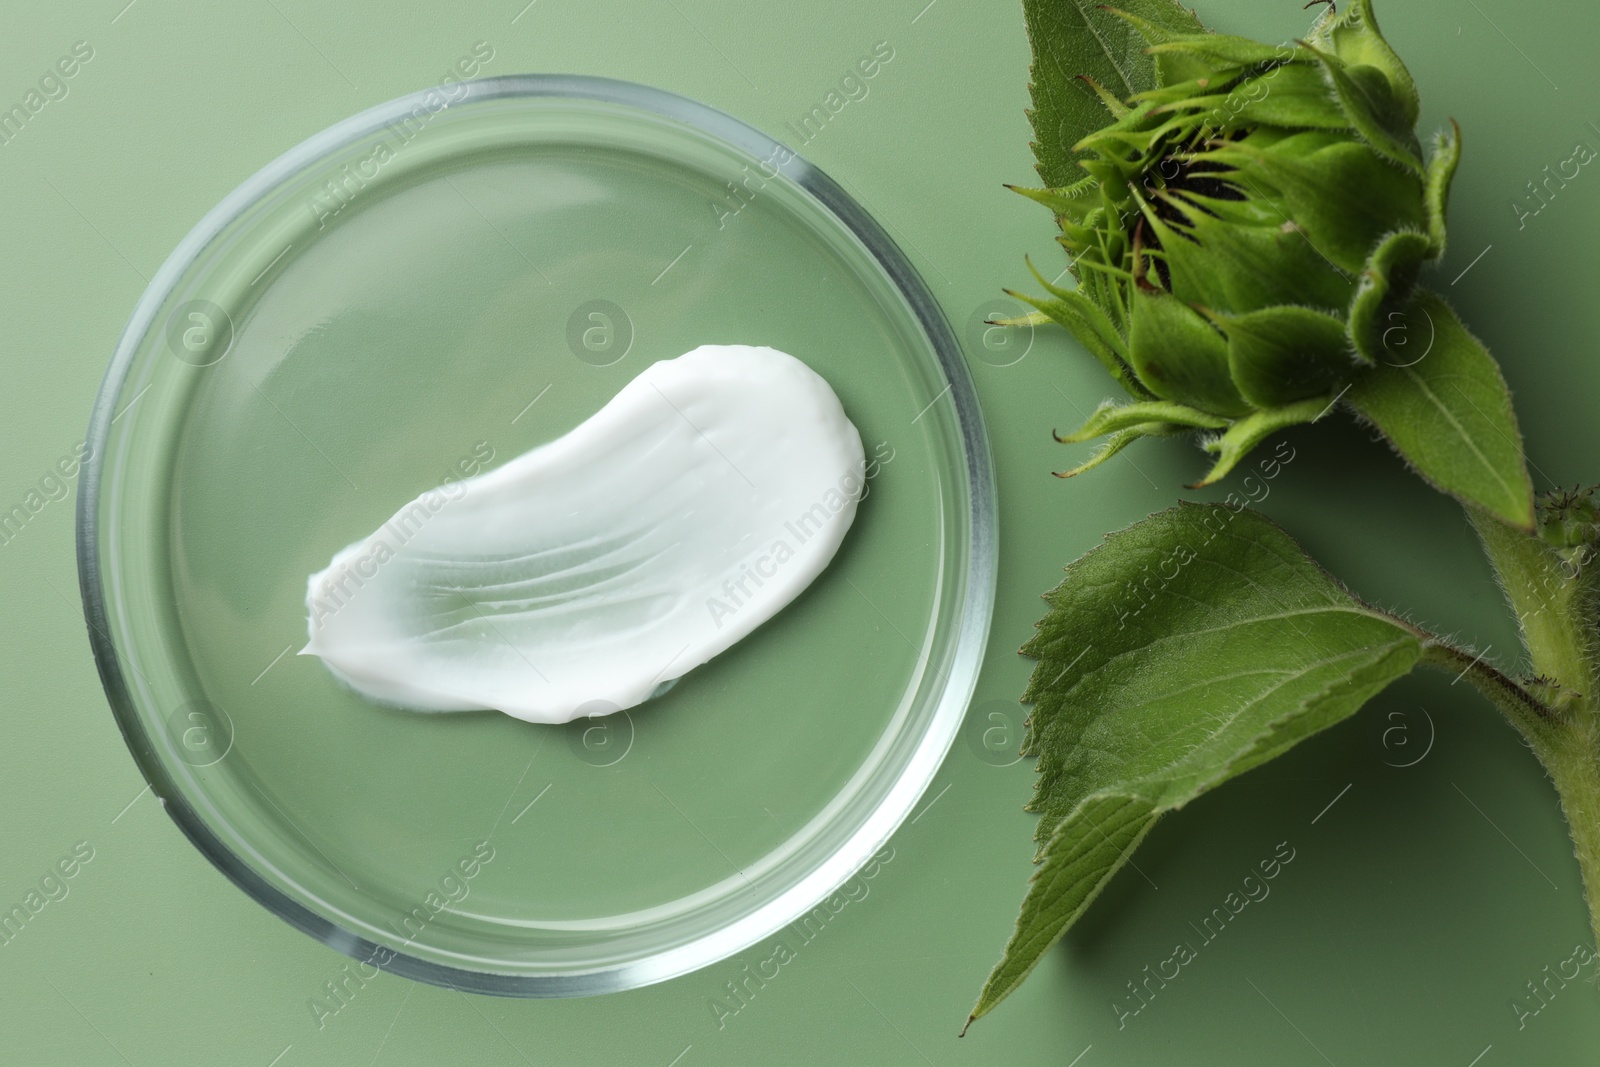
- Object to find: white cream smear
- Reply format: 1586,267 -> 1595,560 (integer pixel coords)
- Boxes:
303,344 -> 866,724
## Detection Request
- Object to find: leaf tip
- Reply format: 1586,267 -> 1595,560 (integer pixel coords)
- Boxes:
1503,498 -> 1538,534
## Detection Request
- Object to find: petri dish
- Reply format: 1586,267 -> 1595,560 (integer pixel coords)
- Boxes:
77,75 -> 995,995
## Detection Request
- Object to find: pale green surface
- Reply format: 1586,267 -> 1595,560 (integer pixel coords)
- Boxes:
3,0 -> 1600,1063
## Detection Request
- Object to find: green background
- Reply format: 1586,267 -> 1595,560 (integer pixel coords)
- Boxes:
3,0 -> 1598,1062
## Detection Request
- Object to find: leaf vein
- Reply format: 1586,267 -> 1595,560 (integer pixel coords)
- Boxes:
1399,364 -> 1515,500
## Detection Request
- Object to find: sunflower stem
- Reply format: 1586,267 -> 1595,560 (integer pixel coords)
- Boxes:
1468,506 -> 1600,952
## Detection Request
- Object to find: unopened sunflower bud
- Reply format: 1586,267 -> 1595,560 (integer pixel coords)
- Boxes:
1014,0 -> 1459,485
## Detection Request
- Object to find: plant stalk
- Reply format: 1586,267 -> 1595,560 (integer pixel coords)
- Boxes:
1526,714 -> 1600,952
1466,507 -> 1600,950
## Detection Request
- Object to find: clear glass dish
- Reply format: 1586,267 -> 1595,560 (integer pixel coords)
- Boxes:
77,75 -> 995,995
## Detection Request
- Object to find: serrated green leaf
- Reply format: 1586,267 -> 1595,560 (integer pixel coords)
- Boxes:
962,795 -> 1160,1037
1022,0 -> 1207,188
1347,289 -> 1535,529
967,503 -> 1427,1026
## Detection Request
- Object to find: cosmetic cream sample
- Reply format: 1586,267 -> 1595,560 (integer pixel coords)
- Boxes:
303,344 -> 866,724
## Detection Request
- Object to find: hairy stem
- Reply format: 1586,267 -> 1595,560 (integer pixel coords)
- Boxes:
1470,507 -> 1600,700
1419,641 -> 1556,732
1527,715 -> 1600,955
1466,507 -> 1600,950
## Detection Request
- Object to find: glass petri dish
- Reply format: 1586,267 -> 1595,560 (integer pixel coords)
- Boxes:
77,75 -> 995,995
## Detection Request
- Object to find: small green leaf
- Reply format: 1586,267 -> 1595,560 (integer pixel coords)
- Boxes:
1056,399 -> 1227,442
1130,70 -> 1232,110
1193,395 -> 1330,486
967,504 -> 1426,1027
1144,194 -> 1356,317
1102,13 -> 1236,85
1076,74 -> 1134,119
1302,45 -> 1424,175
1022,0 -> 1207,188
1347,289 -> 1535,530
1205,304 -> 1355,409
1205,131 -> 1426,274
1053,426 -> 1175,478
1424,120 -> 1462,258
1169,62 -> 1350,131
1143,31 -> 1296,70
1306,0 -> 1420,127
1347,228 -> 1431,363
1010,287 -> 1151,399
1127,287 -> 1251,416
988,310 -> 1052,329
1006,177 -> 1101,221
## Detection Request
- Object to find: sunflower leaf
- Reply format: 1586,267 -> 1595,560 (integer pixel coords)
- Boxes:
1347,289 -> 1535,530
967,504 -> 1428,1029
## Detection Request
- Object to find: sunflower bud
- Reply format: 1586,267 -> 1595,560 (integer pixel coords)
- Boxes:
1013,0 -> 1460,484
